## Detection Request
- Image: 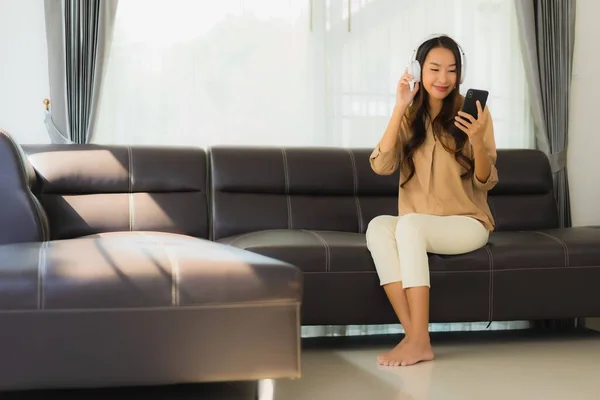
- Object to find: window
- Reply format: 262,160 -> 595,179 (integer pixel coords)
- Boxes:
95,0 -> 533,149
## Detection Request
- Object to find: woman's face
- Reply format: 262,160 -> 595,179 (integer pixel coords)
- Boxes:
421,47 -> 458,101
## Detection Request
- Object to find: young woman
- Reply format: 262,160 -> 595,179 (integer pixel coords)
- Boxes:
366,35 -> 498,367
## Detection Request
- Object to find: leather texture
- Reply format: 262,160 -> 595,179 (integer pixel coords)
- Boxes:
211,146 -> 600,326
4,137 -> 600,390
0,232 -> 301,390
209,146 -> 559,241
209,146 -> 399,240
23,144 -> 211,240
0,130 -> 49,244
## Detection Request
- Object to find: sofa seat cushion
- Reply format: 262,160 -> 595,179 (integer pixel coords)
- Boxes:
217,229 -> 492,274
0,232 -> 302,390
218,229 -> 373,273
219,227 -> 600,277
0,231 -> 301,310
485,227 -> 600,320
487,227 -> 600,270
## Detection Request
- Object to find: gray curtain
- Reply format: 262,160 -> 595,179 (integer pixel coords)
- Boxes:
514,0 -> 576,228
44,0 -> 118,144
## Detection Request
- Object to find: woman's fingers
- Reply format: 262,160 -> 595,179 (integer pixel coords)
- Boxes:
454,120 -> 469,134
457,111 -> 476,123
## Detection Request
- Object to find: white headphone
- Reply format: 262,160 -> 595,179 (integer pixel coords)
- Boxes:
408,33 -> 467,84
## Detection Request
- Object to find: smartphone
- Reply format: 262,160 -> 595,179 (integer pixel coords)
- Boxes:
461,89 -> 489,119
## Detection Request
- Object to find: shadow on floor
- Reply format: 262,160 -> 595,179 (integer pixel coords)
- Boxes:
1,381 -> 258,400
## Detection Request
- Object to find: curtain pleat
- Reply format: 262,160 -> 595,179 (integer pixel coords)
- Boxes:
44,0 -> 118,144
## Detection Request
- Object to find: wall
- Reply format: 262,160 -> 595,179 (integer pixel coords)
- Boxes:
0,0 -> 50,144
568,0 -> 600,331
568,0 -> 600,227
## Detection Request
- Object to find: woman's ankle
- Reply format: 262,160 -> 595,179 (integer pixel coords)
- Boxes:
406,331 -> 430,344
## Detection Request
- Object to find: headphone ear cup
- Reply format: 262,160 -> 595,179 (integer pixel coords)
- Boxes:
408,60 -> 421,82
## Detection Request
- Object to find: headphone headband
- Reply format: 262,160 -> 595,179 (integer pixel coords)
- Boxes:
409,33 -> 466,83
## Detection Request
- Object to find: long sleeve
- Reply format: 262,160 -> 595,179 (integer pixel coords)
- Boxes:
369,113 -> 407,176
369,145 -> 401,175
473,107 -> 499,191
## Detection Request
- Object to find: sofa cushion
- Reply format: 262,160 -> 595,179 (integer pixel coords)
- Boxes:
218,229 -> 373,273
23,145 -> 210,240
12,232 -> 300,309
209,147 -> 559,242
217,229 -> 492,324
0,233 -> 301,389
219,226 -> 600,324
488,149 -> 558,230
489,227 -> 600,320
220,227 -> 600,274
217,229 -> 491,274
209,147 -> 400,240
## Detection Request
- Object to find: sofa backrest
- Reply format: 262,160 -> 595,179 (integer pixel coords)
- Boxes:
209,146 -> 558,239
24,145 -> 210,240
0,130 -> 49,244
490,149 -> 558,230
210,146 -> 399,240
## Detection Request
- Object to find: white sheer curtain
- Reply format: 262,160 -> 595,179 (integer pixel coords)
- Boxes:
95,0 -> 323,146
95,0 -> 533,336
94,0 -> 533,150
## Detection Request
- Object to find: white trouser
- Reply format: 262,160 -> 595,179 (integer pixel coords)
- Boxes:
365,213 -> 490,288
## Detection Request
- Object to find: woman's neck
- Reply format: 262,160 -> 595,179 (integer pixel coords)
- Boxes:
428,98 -> 443,118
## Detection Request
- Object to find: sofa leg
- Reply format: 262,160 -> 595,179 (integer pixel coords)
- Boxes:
256,379 -> 274,400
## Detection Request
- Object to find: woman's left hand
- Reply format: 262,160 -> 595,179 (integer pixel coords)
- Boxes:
454,101 -> 487,146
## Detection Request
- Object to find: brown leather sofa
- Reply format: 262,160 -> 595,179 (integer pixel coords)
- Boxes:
3,130 -> 600,390
0,131 -> 302,391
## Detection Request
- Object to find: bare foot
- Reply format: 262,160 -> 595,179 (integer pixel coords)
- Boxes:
377,337 -> 408,367
377,339 -> 434,367
397,340 -> 435,367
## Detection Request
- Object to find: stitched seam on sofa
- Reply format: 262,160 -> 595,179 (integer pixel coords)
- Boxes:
534,231 -> 570,267
226,232 -> 259,247
127,146 -> 134,231
484,246 -> 494,324
302,230 -> 330,272
303,270 -> 490,274
0,300 -> 301,314
494,265 -> 598,272
281,148 -> 293,229
347,149 -> 364,233
37,241 -> 49,309
138,232 -> 180,306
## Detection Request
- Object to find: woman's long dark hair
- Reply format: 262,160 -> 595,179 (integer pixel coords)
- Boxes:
400,36 -> 473,188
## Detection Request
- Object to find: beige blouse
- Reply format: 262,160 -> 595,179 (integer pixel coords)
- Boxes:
369,107 -> 499,231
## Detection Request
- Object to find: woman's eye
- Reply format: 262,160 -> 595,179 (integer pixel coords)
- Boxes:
449,70 -> 457,73
431,69 -> 439,72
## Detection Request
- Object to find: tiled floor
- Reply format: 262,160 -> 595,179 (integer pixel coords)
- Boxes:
7,329 -> 600,400
272,329 -> 600,400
